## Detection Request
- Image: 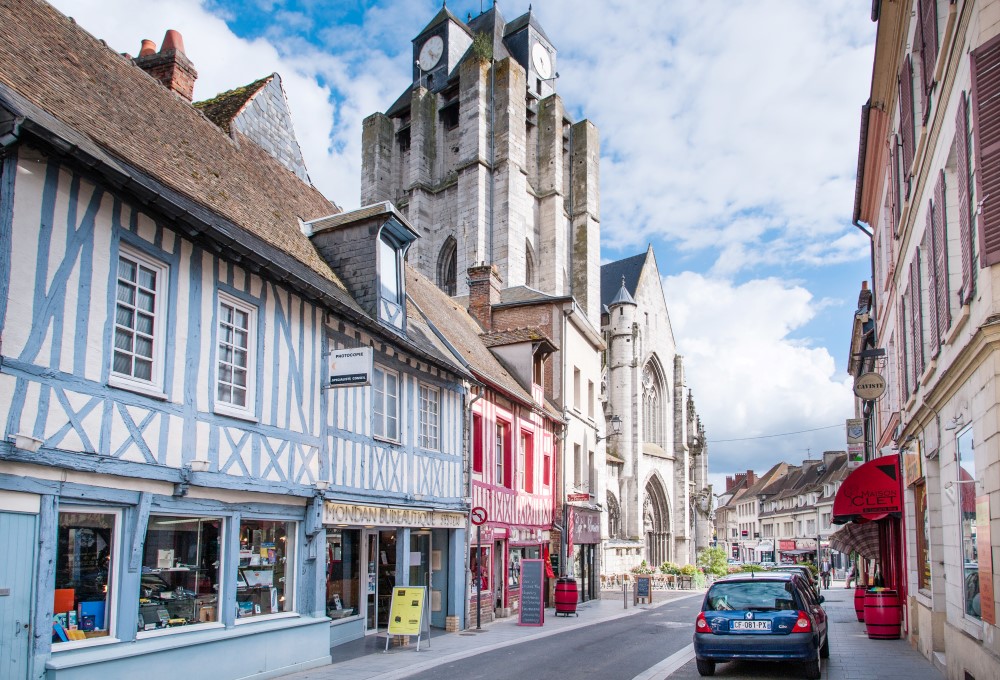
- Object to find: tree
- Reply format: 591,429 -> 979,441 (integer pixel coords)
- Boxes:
697,546 -> 729,578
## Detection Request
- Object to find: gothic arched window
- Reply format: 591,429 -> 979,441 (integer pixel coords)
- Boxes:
437,236 -> 457,296
642,365 -> 660,446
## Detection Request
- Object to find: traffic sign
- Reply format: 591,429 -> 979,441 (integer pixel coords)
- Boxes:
470,506 -> 488,525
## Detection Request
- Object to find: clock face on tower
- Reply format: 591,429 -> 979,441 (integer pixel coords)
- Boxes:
418,35 -> 444,71
531,43 -> 552,79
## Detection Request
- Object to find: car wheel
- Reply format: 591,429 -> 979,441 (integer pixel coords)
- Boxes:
802,647 -> 822,680
820,633 -> 830,659
696,658 -> 716,676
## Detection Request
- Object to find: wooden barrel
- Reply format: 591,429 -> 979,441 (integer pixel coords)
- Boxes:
854,587 -> 867,622
864,589 -> 901,639
554,577 -> 578,615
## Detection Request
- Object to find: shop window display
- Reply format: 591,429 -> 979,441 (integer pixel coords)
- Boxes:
469,546 -> 490,591
138,515 -> 221,631
326,529 -> 360,619
53,510 -> 118,644
237,519 -> 295,618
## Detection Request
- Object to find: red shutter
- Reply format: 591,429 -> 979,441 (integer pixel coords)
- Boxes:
900,288 -> 911,396
503,429 -> 512,488
925,211 -> 940,357
473,413 -> 483,473
912,254 -> 925,379
900,55 -> 916,199
890,135 -> 902,235
972,34 -> 1000,266
918,0 -> 938,123
957,92 -> 974,302
933,170 -> 951,338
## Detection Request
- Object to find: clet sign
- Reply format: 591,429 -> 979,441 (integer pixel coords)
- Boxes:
853,372 -> 886,400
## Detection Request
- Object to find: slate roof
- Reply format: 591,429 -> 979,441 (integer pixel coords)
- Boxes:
194,75 -> 271,133
504,9 -> 552,44
601,251 -> 647,309
0,0 -> 350,299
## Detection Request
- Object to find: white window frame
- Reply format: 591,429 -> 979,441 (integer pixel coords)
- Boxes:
214,292 -> 257,419
417,383 -> 440,450
373,364 -> 400,442
51,506 -> 123,651
110,245 -> 168,396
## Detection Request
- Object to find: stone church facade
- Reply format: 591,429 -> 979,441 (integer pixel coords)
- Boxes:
360,4 -> 710,577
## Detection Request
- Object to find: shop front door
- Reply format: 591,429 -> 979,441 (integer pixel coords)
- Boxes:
493,540 -> 504,611
0,511 -> 37,680
430,529 -> 449,629
364,530 -> 397,633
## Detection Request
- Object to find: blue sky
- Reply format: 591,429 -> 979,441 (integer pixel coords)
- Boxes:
54,0 -> 877,487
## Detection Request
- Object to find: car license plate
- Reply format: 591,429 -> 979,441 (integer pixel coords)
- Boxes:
731,620 -> 771,631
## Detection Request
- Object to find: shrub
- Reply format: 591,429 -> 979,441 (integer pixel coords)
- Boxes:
697,546 -> 729,578
680,563 -> 699,576
660,561 -> 681,575
739,563 -> 767,573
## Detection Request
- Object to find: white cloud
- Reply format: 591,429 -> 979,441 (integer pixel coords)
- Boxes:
665,272 -> 855,474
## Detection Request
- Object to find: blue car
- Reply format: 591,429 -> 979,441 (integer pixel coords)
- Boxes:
693,572 -> 828,678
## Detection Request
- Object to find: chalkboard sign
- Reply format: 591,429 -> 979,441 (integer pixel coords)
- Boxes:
518,559 -> 545,626
636,576 -> 651,601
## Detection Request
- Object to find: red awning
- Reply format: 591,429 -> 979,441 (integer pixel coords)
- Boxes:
832,454 -> 902,524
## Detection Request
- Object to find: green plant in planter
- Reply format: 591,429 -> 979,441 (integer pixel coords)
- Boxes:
630,560 -> 655,575
680,564 -> 699,576
660,561 -> 681,575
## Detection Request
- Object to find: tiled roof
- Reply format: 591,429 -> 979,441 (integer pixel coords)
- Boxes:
0,0 -> 346,296
194,75 -> 271,133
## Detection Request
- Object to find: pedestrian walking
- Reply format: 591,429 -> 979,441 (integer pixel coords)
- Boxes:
820,558 -> 831,589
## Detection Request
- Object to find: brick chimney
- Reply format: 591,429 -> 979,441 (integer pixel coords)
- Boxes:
467,264 -> 502,330
134,30 -> 198,101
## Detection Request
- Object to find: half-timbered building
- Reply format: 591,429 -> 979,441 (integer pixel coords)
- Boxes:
0,3 -> 470,679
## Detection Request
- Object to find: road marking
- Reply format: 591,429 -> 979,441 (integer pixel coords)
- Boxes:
630,643 -> 694,680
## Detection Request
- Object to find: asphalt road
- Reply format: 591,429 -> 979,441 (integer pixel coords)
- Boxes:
404,594 -> 703,680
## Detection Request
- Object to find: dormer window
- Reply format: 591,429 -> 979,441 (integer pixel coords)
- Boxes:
378,229 -> 405,330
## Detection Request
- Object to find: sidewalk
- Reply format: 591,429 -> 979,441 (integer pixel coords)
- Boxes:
820,580 -> 943,680
278,589 -> 702,680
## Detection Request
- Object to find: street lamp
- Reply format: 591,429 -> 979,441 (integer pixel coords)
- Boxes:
596,415 -> 622,442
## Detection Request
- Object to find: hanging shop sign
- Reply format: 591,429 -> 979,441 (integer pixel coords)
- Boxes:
568,507 -> 601,544
903,441 -> 923,487
847,443 -> 865,469
853,372 -> 886,401
328,347 -> 373,388
323,502 -> 465,528
832,454 -> 902,523
846,418 -> 864,444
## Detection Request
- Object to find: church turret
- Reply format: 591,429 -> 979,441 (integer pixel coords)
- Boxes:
607,277 -> 639,538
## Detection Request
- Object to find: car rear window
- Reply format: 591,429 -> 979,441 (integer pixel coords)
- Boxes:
705,581 -> 799,611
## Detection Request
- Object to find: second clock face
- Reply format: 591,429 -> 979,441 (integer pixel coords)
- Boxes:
419,35 -> 444,71
532,43 -> 552,79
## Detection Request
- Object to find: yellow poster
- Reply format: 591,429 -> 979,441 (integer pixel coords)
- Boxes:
387,587 -> 426,636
